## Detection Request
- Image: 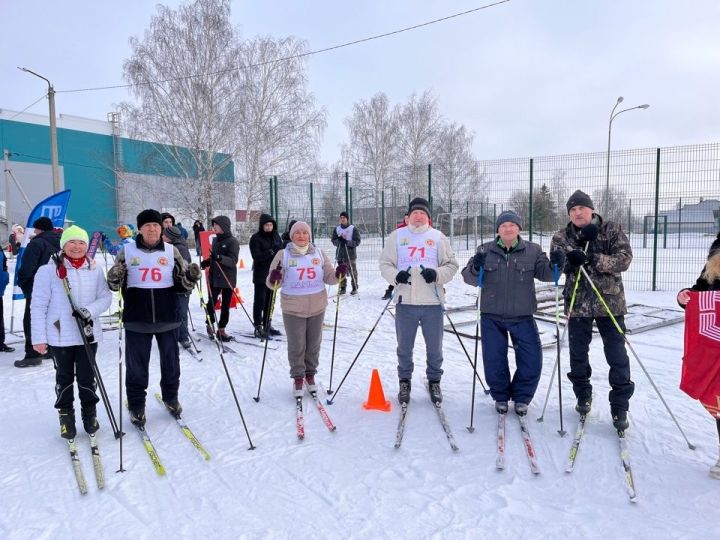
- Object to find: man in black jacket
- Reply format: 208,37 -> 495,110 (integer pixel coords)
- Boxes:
200,215 -> 239,342
16,217 -> 61,367
331,211 -> 361,295
249,213 -> 282,338
106,209 -> 201,425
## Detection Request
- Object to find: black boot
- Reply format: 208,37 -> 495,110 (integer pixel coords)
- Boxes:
428,380 -> 443,404
612,408 -> 629,432
129,407 -> 146,427
267,325 -> 281,337
163,398 -> 183,417
398,379 -> 411,405
81,405 -> 99,434
59,409 -> 77,439
576,396 -> 592,415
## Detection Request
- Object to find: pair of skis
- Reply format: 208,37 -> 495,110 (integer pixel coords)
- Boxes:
296,387 -> 336,440
126,395 -> 211,477
565,413 -> 637,502
67,434 -> 104,494
394,396 -> 459,452
496,412 -> 540,474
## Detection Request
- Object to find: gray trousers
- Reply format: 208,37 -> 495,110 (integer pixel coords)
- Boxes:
283,311 -> 324,379
395,304 -> 444,381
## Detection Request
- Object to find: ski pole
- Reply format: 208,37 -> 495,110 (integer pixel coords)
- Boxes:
326,273 -> 345,394
212,260 -> 255,328
421,265 -> 489,393
538,242 -> 589,423
327,293 -> 394,405
196,282 -> 256,450
578,265 -> 695,449
554,263 -> 566,436
468,267 -> 484,433
116,292 -> 126,473
253,281 -> 279,403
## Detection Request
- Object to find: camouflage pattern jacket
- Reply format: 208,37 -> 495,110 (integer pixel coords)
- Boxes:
550,215 -> 632,317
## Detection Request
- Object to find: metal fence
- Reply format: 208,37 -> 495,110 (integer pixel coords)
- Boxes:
267,143 -> 720,291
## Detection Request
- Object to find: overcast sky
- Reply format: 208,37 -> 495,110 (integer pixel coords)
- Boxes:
2,0 -> 718,164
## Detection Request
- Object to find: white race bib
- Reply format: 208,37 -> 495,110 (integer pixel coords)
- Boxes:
125,242 -> 175,289
396,227 -> 441,269
282,250 -> 325,295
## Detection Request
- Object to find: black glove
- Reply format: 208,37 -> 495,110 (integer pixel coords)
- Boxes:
213,252 -> 222,261
186,263 -> 202,282
72,307 -> 92,322
420,267 -> 437,283
337,237 -> 347,244
566,249 -> 587,266
550,249 -> 565,267
579,223 -> 599,243
472,251 -> 486,271
395,269 -> 411,284
200,259 -> 211,269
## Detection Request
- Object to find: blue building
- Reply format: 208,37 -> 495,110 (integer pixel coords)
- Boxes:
0,110 -> 234,238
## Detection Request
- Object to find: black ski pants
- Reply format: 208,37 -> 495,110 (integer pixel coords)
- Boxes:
252,283 -> 274,328
206,286 -> 232,329
125,329 -> 180,410
53,344 -> 99,411
567,316 -> 635,412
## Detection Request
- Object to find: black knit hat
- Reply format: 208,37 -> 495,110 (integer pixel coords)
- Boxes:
566,190 -> 594,213
495,210 -> 523,232
137,209 -> 163,229
408,197 -> 431,218
339,211 -> 349,219
160,212 -> 175,225
32,216 -> 54,232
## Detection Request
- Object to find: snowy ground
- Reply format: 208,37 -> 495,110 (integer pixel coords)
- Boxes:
1,246 -> 717,540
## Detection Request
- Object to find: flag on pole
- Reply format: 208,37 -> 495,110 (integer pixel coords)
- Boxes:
13,189 -> 72,300
681,291 -> 720,418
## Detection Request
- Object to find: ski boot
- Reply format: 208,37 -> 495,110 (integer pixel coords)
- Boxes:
129,407 -> 146,427
428,380 -> 443,404
612,408 -> 629,432
59,409 -> 77,439
81,405 -> 99,434
495,401 -> 509,414
576,396 -> 592,415
163,398 -> 183,417
293,377 -> 304,398
217,329 -> 233,342
305,374 -> 318,393
514,402 -> 529,416
398,379 -> 411,405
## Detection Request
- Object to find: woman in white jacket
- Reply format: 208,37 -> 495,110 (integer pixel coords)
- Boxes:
31,225 -> 112,440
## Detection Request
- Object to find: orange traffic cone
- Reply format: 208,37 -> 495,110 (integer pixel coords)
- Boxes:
363,368 -> 391,412
238,258 -> 246,269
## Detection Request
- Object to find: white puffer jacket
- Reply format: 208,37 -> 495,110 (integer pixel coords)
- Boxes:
31,257 -> 112,347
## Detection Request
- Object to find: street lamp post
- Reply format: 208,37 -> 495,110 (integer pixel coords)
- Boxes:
605,96 -> 650,214
18,67 -> 61,194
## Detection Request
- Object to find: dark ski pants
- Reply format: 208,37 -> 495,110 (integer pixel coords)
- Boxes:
206,286 -> 232,329
567,316 -> 635,412
253,283 -> 274,328
395,304 -> 444,382
53,344 -> 100,411
23,296 -> 39,357
125,329 -> 180,410
338,259 -> 358,292
481,315 -> 543,405
176,294 -> 190,343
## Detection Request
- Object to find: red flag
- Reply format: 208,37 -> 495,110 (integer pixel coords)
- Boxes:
681,291 -> 720,418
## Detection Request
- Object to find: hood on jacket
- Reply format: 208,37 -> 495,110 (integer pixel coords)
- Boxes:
33,229 -> 62,248
211,215 -> 232,235
258,213 -> 277,234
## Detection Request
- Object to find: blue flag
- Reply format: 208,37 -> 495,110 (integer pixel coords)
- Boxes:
13,189 -> 72,300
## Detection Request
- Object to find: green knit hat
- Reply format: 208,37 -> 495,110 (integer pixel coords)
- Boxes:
60,225 -> 89,248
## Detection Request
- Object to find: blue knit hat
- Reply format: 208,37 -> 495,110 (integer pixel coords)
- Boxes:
495,210 -> 523,232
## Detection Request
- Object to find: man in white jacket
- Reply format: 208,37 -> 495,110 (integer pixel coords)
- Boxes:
379,197 -> 458,405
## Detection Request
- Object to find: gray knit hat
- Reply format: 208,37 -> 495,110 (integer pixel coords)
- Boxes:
163,225 -> 182,243
495,210 -> 523,232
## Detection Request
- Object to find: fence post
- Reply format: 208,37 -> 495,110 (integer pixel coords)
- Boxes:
345,171 -> 349,214
466,200 -> 469,250
381,190 -> 386,247
309,182 -> 315,244
274,175 -> 279,220
269,177 -> 274,220
349,187 -> 353,223
428,164 -> 433,216
663,215 -> 668,249
627,198 -> 632,236
528,158 -> 534,242
652,147 -> 661,291
677,197 -> 682,248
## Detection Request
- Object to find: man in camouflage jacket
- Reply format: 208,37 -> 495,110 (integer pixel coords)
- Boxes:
550,190 -> 634,431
